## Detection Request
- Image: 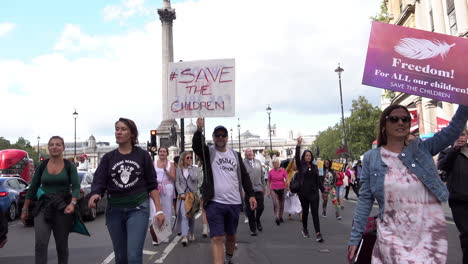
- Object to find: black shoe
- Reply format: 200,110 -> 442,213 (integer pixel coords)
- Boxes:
301,229 -> 309,238
315,233 -> 324,243
256,222 -> 263,232
275,218 -> 280,226
279,217 -> 284,223
344,196 -> 349,200
250,231 -> 257,236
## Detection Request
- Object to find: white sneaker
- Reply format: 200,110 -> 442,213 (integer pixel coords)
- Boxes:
202,224 -> 208,237
152,241 -> 159,246
189,233 -> 195,241
244,217 -> 249,224
181,236 -> 188,246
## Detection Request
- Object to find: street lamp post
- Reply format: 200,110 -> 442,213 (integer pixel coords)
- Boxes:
230,128 -> 233,148
237,118 -> 241,153
335,64 -> 348,160
266,105 -> 272,154
73,109 -> 78,162
37,136 -> 40,161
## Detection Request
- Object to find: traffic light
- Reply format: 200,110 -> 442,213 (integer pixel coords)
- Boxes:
150,130 -> 157,155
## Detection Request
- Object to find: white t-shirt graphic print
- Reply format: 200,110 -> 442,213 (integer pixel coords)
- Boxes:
110,159 -> 142,189
212,149 -> 241,205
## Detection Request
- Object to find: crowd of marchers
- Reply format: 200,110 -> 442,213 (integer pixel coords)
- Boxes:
0,103 -> 467,264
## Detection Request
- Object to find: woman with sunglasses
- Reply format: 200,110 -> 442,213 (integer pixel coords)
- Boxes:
175,151 -> 199,246
347,104 -> 468,263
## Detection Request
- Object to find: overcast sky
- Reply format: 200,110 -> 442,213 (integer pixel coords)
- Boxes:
0,0 -> 383,146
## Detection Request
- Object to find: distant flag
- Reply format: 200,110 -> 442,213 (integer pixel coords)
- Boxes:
335,145 -> 347,155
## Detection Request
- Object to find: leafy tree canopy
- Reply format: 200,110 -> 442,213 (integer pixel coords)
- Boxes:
370,0 -> 390,22
312,96 -> 381,161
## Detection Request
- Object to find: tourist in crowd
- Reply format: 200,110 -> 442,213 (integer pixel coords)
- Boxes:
322,160 -> 341,220
21,136 -> 80,264
348,104 -> 468,263
267,157 -> 288,225
352,160 -> 363,188
438,128 -> 468,263
243,148 -> 266,236
335,168 -> 345,210
192,118 -> 256,264
344,162 -> 359,200
151,146 -> 176,245
175,151 -> 198,246
88,118 -> 165,264
284,159 -> 302,221
295,136 -> 324,242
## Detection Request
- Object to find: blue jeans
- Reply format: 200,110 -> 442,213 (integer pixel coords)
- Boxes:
105,199 -> 149,264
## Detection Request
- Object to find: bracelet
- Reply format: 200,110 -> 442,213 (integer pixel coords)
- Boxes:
155,211 -> 164,216
71,200 -> 77,205
22,209 -> 28,213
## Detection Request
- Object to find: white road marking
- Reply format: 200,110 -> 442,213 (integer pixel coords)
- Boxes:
101,250 -> 157,264
101,252 -> 115,264
100,212 -> 203,264
154,211 -> 202,263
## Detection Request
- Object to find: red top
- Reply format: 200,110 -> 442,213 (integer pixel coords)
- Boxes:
268,168 -> 287,190
335,172 -> 345,186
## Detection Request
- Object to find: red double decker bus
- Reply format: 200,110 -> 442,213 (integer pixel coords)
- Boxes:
0,149 -> 34,182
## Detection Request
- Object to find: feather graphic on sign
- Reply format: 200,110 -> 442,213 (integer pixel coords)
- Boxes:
394,38 -> 455,60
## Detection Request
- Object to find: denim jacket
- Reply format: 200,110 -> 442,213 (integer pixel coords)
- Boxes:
349,105 -> 468,246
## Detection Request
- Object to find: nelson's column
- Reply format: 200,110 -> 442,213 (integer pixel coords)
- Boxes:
157,0 -> 179,148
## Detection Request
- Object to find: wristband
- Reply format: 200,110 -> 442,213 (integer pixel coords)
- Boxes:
155,211 -> 164,216
22,209 -> 28,213
71,200 -> 77,205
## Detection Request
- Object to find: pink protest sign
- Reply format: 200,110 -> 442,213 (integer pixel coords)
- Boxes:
363,21 -> 468,105
167,59 -> 235,118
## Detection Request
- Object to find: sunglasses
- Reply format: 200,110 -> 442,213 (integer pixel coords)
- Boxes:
186,156 -> 193,160
386,115 -> 411,123
214,134 -> 228,138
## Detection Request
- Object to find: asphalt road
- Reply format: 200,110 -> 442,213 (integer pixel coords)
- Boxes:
0,197 -> 464,264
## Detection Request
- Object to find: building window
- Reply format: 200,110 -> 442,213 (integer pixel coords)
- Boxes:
447,0 -> 457,35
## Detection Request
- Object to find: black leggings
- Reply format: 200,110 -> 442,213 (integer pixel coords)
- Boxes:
299,194 -> 320,234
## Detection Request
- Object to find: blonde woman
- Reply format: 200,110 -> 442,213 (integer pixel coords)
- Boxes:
175,152 -> 199,246
284,159 -> 302,221
267,157 -> 288,225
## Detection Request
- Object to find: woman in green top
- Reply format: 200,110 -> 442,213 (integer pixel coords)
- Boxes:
21,136 -> 80,264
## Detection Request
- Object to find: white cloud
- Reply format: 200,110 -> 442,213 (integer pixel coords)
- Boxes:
1,0 -> 382,144
103,0 -> 150,22
0,22 -> 15,37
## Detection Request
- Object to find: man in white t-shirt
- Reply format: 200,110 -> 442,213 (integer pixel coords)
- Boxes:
192,118 -> 256,264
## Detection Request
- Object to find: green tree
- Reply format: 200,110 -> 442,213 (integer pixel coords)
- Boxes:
346,96 -> 381,159
311,124 -> 342,160
0,137 -> 11,150
312,96 -> 381,161
370,0 -> 390,22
